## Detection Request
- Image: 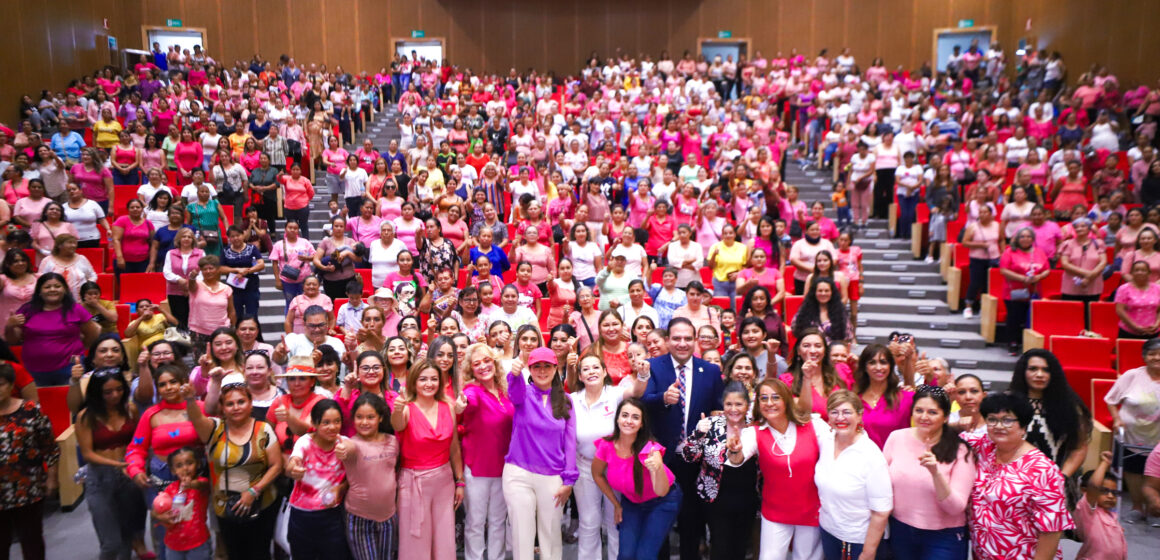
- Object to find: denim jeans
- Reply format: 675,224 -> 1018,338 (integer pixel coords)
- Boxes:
29,365 -> 73,387
887,518 -> 967,560
896,193 -> 920,239
282,280 -> 304,309
233,288 -> 261,318
712,280 -> 738,310
145,455 -> 178,560
86,463 -> 147,560
617,484 -> 682,560
821,527 -> 878,560
165,541 -> 211,560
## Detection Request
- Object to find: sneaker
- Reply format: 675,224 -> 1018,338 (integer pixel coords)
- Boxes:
924,256 -> 935,264
962,307 -> 974,319
1125,508 -> 1146,524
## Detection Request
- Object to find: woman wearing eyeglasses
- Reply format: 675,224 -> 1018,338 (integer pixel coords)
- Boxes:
184,368 -> 283,560
337,351 -> 398,438
962,393 -> 1073,560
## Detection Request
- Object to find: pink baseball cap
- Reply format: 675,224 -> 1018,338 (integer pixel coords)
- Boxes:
527,347 -> 558,366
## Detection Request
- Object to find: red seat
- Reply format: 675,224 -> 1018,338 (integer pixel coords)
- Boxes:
355,269 -> 373,293
650,267 -> 665,285
783,266 -> 798,295
1117,338 -> 1146,372
119,272 -> 166,304
710,296 -> 732,310
457,269 -> 469,289
1092,379 -> 1115,428
1089,302 -> 1119,340
1039,270 -> 1063,300
952,244 -> 970,301
77,248 -> 107,274
987,268 -> 1008,323
1052,335 -> 1115,372
221,205 -> 235,227
945,219 -> 966,247
1028,300 -> 1086,346
699,268 -> 713,288
37,386 -> 72,438
783,295 -> 804,350
23,249 -> 36,268
1100,273 -> 1122,302
116,304 -> 132,335
502,269 -> 517,285
114,185 -> 139,208
333,298 -> 349,316
97,273 -> 115,300
164,170 -> 178,186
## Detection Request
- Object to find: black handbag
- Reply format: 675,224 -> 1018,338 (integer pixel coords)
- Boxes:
214,422 -> 263,523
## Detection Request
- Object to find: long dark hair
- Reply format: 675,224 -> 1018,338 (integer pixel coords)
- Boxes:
351,392 -> 394,435
853,344 -> 902,409
1008,349 -> 1092,459
80,369 -> 132,429
426,336 -> 460,396
29,272 -> 77,319
1,248 -> 30,280
309,398 -> 344,427
791,277 -> 848,342
786,328 -> 844,395
912,385 -> 972,464
85,333 -> 130,372
603,397 -> 653,496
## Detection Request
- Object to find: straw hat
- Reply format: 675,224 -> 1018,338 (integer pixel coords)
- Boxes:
274,356 -> 322,378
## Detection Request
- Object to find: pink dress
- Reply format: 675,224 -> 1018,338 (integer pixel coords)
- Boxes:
0,276 -> 37,330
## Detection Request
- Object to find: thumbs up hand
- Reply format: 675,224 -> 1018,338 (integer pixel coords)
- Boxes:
695,413 -> 712,435
70,355 -> 85,380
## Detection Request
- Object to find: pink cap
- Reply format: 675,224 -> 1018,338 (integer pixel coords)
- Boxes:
527,347 -> 558,366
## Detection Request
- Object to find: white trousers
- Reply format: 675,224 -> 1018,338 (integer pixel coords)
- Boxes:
573,457 -> 619,560
464,466 -> 507,560
760,518 -> 822,560
502,463 -> 563,560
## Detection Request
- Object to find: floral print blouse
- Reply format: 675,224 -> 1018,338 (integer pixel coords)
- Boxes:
676,415 -> 759,502
0,401 -> 60,510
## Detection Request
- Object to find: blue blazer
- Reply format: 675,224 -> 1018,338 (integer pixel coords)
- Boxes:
641,355 -> 724,453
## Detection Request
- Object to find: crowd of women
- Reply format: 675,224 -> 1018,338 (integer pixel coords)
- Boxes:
3,38 -> 1160,560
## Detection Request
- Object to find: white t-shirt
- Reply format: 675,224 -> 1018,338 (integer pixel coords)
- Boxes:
181,183 -> 218,204
137,184 -> 174,205
611,243 -> 649,278
341,167 -> 369,199
568,241 -> 603,281
894,164 -> 924,195
63,199 -> 107,242
369,238 -> 407,288
569,385 -> 629,461
816,430 -> 894,544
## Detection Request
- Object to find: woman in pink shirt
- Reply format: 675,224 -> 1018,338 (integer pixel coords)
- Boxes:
390,359 -> 464,560
1058,218 -> 1107,314
285,400 -> 352,559
337,392 -> 400,560
456,344 -> 515,560
591,398 -> 680,560
883,386 -> 975,559
346,199 -> 383,245
855,344 -> 915,449
1121,228 -> 1160,284
1114,261 -> 1160,339
112,198 -> 156,273
284,276 -> 332,334
998,228 -> 1051,354
280,162 -> 316,238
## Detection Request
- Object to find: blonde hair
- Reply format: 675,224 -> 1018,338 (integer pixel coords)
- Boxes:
461,343 -> 508,396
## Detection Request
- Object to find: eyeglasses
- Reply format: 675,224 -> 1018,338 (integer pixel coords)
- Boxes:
984,417 -> 1020,428
151,350 -> 175,357
306,322 -> 328,330
758,394 -> 782,403
828,409 -> 856,419
358,365 -> 384,373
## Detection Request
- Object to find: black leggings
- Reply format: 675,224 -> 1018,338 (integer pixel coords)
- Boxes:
0,500 -> 45,560
1006,299 -> 1031,343
218,503 -> 278,560
965,257 -> 997,307
167,295 -> 190,330
874,168 -> 897,219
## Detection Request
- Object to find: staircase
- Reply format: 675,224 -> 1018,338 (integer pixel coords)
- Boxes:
782,159 -> 1016,390
254,104 -> 401,339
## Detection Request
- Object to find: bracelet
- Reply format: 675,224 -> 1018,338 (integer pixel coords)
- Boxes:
247,487 -> 260,497
454,480 -> 466,488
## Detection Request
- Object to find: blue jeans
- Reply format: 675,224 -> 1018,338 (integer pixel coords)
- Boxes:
233,288 -> 261,318
86,463 -> 147,560
145,455 -> 178,560
618,484 -> 682,560
896,193 -> 920,239
837,207 -> 852,228
166,541 -> 212,560
712,281 -> 737,310
888,518 -> 967,560
579,277 -> 596,288
281,280 -> 304,309
29,365 -> 73,387
821,527 -> 878,560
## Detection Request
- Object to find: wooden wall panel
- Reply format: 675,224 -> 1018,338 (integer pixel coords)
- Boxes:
746,0 -> 776,60
812,0 -> 847,58
879,0 -> 914,71
322,0 -> 357,71
636,0 -> 669,62
288,0 -> 324,67
182,0 -> 222,57
574,0 -> 606,70
358,0 -> 392,72
480,0 -> 515,73
543,0 -> 576,74
608,1 -> 639,61
667,0 -> 700,59
843,0 -> 877,65
221,0 -> 258,64
254,2 -> 292,62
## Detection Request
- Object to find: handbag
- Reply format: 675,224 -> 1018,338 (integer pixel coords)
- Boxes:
214,422 -> 263,523
278,238 -> 302,282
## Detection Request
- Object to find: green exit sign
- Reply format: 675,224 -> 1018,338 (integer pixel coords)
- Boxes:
717,30 -> 732,39
166,18 -> 182,27
958,19 -> 974,28
411,30 -> 425,38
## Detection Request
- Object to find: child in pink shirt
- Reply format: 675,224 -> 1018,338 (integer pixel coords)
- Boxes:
154,447 -> 211,559
1073,451 -> 1127,560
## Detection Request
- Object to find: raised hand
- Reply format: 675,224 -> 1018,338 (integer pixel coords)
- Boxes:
454,393 -> 469,415
917,451 -> 939,474
695,413 -> 712,435
334,437 -> 351,461
274,404 -> 289,423
70,355 -> 85,381
642,450 -> 664,474
663,381 -> 681,406
198,344 -> 213,371
275,334 -> 288,357
726,432 -> 742,454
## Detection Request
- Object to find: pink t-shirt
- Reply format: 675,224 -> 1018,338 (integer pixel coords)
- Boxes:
392,217 -> 424,253
1059,238 -> 1106,296
789,238 -> 836,281
1104,366 -> 1160,446
188,280 -> 232,336
1145,445 -> 1160,478
1073,495 -> 1127,560
289,435 -> 347,511
1114,282 -> 1160,334
287,293 -> 333,333
70,164 -> 113,201
513,281 -> 544,311
883,428 -> 976,531
1029,221 -> 1063,258
1121,250 -> 1160,284
459,384 -> 515,477
340,435 -> 399,522
998,248 -> 1051,299
113,216 -> 155,262
835,247 -> 863,281
737,267 -> 781,294
269,237 -> 315,283
593,439 -> 674,504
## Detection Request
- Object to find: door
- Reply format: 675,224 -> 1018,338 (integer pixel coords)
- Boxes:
698,39 -> 749,65
395,39 -> 444,65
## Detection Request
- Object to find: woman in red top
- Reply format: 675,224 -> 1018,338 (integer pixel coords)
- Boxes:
726,377 -> 824,560
644,200 -> 674,260
173,129 -> 203,186
390,359 -> 464,560
110,131 -> 142,186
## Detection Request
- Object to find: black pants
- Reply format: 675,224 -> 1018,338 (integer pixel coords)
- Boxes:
288,506 -> 351,560
1005,299 -> 1031,343
253,198 -> 278,236
661,459 -> 706,560
218,502 -> 278,560
323,277 -> 350,301
707,484 -> 759,560
78,238 -> 102,249
115,259 -> 149,276
874,168 -> 896,219
285,207 -> 312,239
1061,293 -> 1100,329
0,500 -> 45,560
168,294 -> 189,330
1119,328 -> 1153,340
965,258 -> 997,307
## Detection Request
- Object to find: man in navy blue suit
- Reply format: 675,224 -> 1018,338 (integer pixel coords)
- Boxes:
641,317 -> 724,560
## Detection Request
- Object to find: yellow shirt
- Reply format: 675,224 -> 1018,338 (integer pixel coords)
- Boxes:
93,120 -> 123,149
228,132 -> 250,156
710,241 -> 748,282
133,314 -> 170,348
